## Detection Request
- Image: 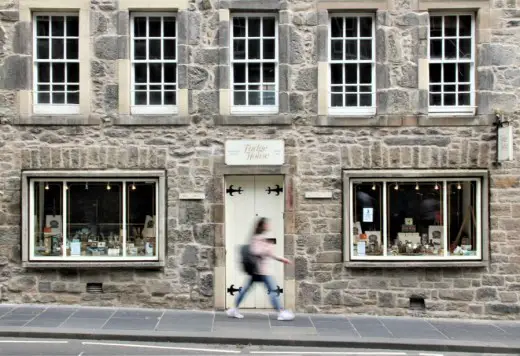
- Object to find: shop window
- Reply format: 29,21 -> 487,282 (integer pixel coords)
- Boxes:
26,174 -> 163,262
130,13 -> 177,115
33,13 -> 80,115
329,14 -> 375,116
345,171 -> 487,262
428,13 -> 475,115
231,14 -> 278,114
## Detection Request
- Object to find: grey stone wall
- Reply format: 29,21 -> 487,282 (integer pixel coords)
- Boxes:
0,0 -> 520,319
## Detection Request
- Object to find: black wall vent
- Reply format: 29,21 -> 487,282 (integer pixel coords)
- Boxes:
409,296 -> 426,310
86,283 -> 103,294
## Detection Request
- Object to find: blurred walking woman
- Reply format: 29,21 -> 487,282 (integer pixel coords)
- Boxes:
227,217 -> 295,321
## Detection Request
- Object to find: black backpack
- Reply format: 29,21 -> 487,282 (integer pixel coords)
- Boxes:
240,244 -> 259,275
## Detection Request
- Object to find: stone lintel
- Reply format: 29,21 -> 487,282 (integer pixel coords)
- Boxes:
114,115 -> 190,126
119,0 -> 189,10
318,0 -> 388,10
220,0 -> 281,10
215,114 -> 293,126
215,164 -> 290,176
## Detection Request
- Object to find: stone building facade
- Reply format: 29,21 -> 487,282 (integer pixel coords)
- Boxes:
0,0 -> 519,319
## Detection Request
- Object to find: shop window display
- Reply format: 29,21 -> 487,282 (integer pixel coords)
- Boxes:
30,179 -> 158,261
350,178 -> 482,260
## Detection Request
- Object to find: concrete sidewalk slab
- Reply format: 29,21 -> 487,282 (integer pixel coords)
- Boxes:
0,304 -> 519,354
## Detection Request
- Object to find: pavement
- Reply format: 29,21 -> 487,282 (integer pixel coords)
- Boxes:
0,304 -> 519,354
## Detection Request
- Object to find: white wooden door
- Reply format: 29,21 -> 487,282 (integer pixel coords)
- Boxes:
225,175 -> 285,309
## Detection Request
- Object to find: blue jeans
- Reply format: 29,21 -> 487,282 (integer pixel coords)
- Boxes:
235,274 -> 281,311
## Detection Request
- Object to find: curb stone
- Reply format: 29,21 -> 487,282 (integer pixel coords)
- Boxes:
0,328 -> 519,354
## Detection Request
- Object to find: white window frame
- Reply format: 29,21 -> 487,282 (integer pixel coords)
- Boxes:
428,12 -> 476,116
230,13 -> 279,115
328,13 -> 376,117
343,170 -> 489,265
130,12 -> 178,115
33,12 -> 80,115
21,171 -> 166,266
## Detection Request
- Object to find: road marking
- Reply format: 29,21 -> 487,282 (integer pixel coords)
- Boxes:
250,352 -> 407,355
81,341 -> 241,353
419,353 -> 443,356
0,340 -> 69,344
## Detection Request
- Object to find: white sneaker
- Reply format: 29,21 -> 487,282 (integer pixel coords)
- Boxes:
277,310 -> 295,321
226,308 -> 244,319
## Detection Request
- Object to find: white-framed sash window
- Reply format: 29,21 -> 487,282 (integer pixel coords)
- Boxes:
428,13 -> 476,116
230,14 -> 278,115
329,14 -> 376,116
33,13 -> 80,115
130,13 -> 178,115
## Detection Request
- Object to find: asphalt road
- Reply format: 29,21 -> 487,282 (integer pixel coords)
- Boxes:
0,338 -> 510,356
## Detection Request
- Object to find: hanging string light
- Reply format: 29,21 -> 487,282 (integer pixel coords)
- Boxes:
434,182 -> 439,190
106,182 -> 111,191
457,182 -> 462,190
85,182 -> 89,190
415,182 -> 419,190
394,183 -> 399,190
372,183 -> 376,191
131,182 -> 137,191
44,182 -> 49,190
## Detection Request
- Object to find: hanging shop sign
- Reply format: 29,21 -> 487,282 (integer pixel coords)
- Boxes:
225,140 -> 284,166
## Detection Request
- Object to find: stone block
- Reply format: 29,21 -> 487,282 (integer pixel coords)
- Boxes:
179,201 -> 205,225
479,43 -> 518,67
8,276 -> 36,292
476,287 -> 498,301
1,55 -> 31,90
294,67 -> 317,91
323,234 -> 341,251
324,281 -> 349,290
38,281 -> 51,293
298,282 -> 321,305
148,281 -> 172,296
196,91 -> 218,114
182,245 -> 200,266
0,11 -> 19,22
316,252 -> 341,263
324,290 -> 341,305
486,303 -> 520,315
210,204 -> 224,223
188,12 -> 202,45
478,69 -> 495,91
180,267 -> 197,284
189,66 -> 210,90
199,273 -> 213,297
439,289 -> 474,301
94,36 -> 119,60
397,63 -> 418,89
295,256 -> 308,279
104,85 -> 118,111
317,25 -> 328,62
13,21 -> 31,55
378,291 -> 396,307
194,224 -> 215,246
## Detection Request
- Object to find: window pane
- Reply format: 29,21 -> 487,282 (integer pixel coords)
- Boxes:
360,40 -> 372,59
149,39 -> 161,59
444,39 -> 456,59
149,17 -> 161,37
458,63 -> 471,82
66,39 -> 79,59
134,17 -> 147,37
38,92 -> 50,104
458,92 -> 470,105
331,40 -> 343,60
66,16 -> 79,37
352,182 -> 383,257
248,39 -> 260,59
37,39 -> 49,59
263,63 -> 275,83
459,16 -> 472,36
134,40 -> 146,60
444,16 -> 457,36
53,92 -> 65,103
345,17 -> 357,37
345,40 -> 357,60
234,63 -> 246,83
67,92 -> 79,104
443,63 -> 456,82
164,39 -> 176,59
67,63 -> 79,83
263,39 -> 275,60
331,17 -> 343,38
263,18 -> 275,37
459,39 -> 471,59
360,94 -> 371,106
52,63 -> 65,83
430,93 -> 442,106
387,182 -> 445,256
234,91 -> 246,105
248,91 -> 261,105
164,91 -> 176,105
444,93 -> 456,105
51,39 -> 64,59
126,182 -> 157,257
359,17 -> 372,37
66,182 -> 123,257
331,93 -> 342,106
32,182 -> 63,257
51,16 -> 65,36
164,63 -> 176,83
248,18 -> 261,37
36,16 -> 49,36
233,17 -> 246,37
359,63 -> 372,84
331,64 -> 343,84
448,181 -> 477,256
430,16 -> 442,37
429,63 -> 441,83
345,64 -> 357,84
233,39 -> 245,59
135,63 -> 147,83
248,63 -> 261,83
430,39 -> 442,58
164,17 -> 176,37
149,63 -> 161,83
345,94 -> 357,106
135,91 -> 147,105
263,91 -> 275,105
38,63 -> 50,83
150,91 -> 162,105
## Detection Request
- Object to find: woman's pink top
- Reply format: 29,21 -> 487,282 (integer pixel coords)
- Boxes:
249,233 -> 279,275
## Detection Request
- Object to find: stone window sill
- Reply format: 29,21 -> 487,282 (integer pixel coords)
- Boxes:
315,115 -> 403,127
345,260 -> 489,268
114,115 -> 190,126
418,114 -> 494,126
23,261 -> 164,269
216,114 -> 292,126
14,114 -> 102,126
